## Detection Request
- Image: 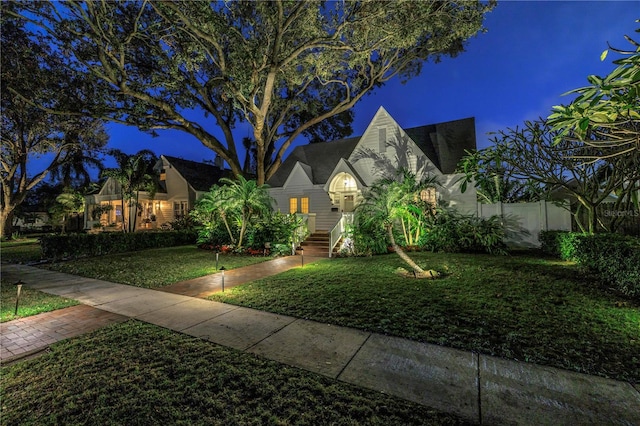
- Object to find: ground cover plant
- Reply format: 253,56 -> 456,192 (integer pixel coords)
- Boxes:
0,321 -> 466,426
1,278 -> 78,322
209,252 -> 640,383
44,245 -> 270,289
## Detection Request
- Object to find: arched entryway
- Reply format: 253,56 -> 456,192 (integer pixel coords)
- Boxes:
328,172 -> 360,213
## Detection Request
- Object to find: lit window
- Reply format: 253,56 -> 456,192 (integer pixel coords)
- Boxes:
174,201 -> 188,219
420,188 -> 438,207
289,198 -> 298,214
300,197 -> 309,214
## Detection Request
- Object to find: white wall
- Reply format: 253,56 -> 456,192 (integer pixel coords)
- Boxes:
478,201 -> 571,247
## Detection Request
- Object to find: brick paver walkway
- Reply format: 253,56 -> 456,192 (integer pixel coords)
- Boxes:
0,305 -> 127,363
159,255 -> 326,298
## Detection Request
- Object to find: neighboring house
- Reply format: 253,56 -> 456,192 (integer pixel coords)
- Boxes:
267,106 -> 478,233
13,209 -> 51,232
84,155 -> 233,231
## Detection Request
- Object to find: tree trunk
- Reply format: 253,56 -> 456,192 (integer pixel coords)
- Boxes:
387,225 -> 425,274
1,208 -> 15,239
220,212 -> 236,244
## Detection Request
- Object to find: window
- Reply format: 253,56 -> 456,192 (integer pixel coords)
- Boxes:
174,201 -> 188,219
300,197 -> 309,214
420,188 -> 438,209
378,128 -> 387,152
290,197 -> 309,214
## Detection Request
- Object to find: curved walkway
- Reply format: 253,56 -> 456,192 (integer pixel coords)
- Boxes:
1,260 -> 639,425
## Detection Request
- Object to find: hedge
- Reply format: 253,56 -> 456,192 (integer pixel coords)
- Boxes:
539,231 -> 640,297
40,231 -> 198,261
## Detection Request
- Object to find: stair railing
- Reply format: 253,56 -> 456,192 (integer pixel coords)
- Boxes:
329,213 -> 354,257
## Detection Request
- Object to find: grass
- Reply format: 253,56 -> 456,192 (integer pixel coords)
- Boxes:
44,245 -> 271,289
1,278 -> 79,323
1,238 -> 43,264
0,321 -> 467,426
209,252 -> 640,383
1,238 -> 77,322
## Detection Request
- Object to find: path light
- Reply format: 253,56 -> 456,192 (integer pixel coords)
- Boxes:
299,246 -> 304,267
13,280 -> 24,315
220,266 -> 226,292
216,252 -> 219,270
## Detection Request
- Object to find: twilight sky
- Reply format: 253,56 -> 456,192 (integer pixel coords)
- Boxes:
105,1 -> 638,167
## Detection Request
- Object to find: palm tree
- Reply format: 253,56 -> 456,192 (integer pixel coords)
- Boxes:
356,170 -> 439,277
49,129 -> 106,189
53,190 -> 84,234
101,149 -> 158,232
217,176 -> 273,248
195,185 -> 237,244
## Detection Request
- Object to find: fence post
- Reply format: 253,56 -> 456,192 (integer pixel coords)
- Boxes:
540,200 -> 548,232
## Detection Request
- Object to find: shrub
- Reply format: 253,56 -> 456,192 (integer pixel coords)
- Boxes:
40,231 -> 197,260
351,221 -> 388,256
574,234 -> 640,298
420,209 -> 507,255
539,230 -> 582,260
539,231 -> 640,297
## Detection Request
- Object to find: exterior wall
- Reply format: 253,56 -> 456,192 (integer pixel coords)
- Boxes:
477,200 -> 571,247
348,111 -> 434,186
269,186 -> 340,232
439,174 -> 477,215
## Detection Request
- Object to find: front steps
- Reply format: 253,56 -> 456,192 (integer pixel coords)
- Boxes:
299,232 -> 337,257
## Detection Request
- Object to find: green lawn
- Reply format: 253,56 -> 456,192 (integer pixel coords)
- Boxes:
44,245 -> 271,289
1,278 -> 79,322
1,239 -> 43,264
209,252 -> 640,383
0,321 -> 466,426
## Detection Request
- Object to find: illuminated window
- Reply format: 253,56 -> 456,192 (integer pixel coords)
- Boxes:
300,197 -> 309,214
289,198 -> 298,214
420,188 -> 438,207
174,201 -> 188,219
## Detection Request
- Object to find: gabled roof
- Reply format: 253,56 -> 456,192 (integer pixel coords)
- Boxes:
267,113 -> 476,187
163,155 -> 234,192
404,117 -> 476,174
267,137 -> 360,187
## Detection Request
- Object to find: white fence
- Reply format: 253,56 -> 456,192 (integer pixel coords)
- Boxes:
477,200 -> 571,248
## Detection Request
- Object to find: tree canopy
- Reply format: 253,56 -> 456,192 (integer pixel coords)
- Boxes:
12,0 -> 494,184
1,4 -> 108,238
548,28 -> 639,160
465,119 -> 640,233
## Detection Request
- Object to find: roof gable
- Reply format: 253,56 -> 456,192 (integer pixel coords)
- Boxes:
267,107 -> 476,188
267,136 -> 360,187
162,155 -> 234,192
283,161 -> 314,188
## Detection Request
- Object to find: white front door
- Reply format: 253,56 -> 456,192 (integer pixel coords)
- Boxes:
342,193 -> 355,212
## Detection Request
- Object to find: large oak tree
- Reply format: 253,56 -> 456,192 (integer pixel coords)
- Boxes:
1,6 -> 108,238
15,0 -> 494,184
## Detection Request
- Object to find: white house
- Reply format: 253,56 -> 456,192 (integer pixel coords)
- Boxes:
267,106 -> 478,234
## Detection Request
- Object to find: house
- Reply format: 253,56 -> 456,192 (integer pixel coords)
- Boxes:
12,208 -> 51,233
84,155 -> 233,231
267,106 -> 478,234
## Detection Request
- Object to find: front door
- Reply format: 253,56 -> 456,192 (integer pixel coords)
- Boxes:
342,194 -> 355,212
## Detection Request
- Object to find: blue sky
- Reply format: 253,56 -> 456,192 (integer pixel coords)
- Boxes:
105,1 -> 637,167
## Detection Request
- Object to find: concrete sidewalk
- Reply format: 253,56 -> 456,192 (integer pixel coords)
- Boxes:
1,262 -> 639,425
